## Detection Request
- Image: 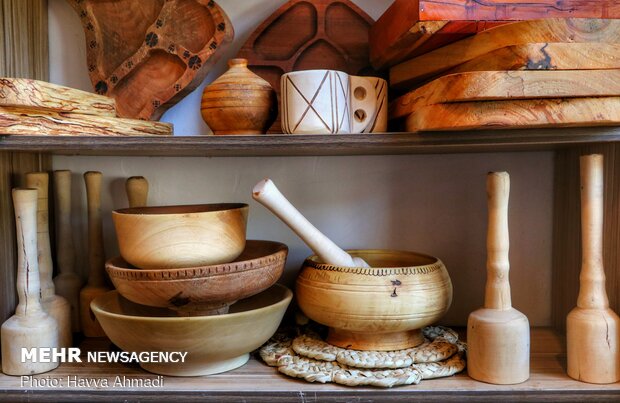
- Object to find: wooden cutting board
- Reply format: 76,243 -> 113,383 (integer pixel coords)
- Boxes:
370,0 -> 620,70
0,106 -> 172,136
405,97 -> 620,132
237,0 -> 376,133
391,70 -> 620,120
68,0 -> 233,120
391,19 -> 620,89
0,78 -> 116,117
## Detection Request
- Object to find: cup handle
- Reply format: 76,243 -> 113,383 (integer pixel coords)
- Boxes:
349,76 -> 378,134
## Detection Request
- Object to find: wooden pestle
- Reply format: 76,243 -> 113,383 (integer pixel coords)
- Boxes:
52,170 -> 83,333
2,189 -> 59,375
467,172 -> 530,385
80,171 -> 111,337
252,179 -> 369,268
567,154 -> 620,383
125,176 -> 148,208
25,172 -> 72,348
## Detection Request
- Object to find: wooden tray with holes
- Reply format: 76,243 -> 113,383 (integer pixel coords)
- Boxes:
68,0 -> 233,121
237,0 -> 377,133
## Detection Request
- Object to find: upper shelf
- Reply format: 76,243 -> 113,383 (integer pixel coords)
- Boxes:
2,127 -> 620,157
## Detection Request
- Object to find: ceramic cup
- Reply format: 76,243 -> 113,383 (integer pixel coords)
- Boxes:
281,70 -> 378,134
363,77 -> 388,133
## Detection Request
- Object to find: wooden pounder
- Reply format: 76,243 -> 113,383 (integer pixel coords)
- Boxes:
252,179 -> 369,268
25,172 -> 72,348
52,170 -> 83,333
2,189 -> 59,375
80,171 -> 111,337
125,176 -> 148,208
467,172 -> 530,385
567,154 -> 620,384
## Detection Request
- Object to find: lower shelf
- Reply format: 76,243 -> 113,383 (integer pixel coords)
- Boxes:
0,328 -> 618,401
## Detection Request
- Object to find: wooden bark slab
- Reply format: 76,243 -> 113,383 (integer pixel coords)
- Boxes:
0,106 -> 172,136
370,0 -> 620,70
405,97 -> 620,132
444,43 -> 620,76
391,19 -> 620,89
0,78 -> 116,117
391,70 -> 620,120
236,0 -> 376,133
68,0 -> 233,120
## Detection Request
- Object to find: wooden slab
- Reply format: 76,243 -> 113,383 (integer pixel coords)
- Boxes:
391,19 -> 620,89
370,0 -> 620,70
405,97 -> 620,132
0,106 -> 172,136
444,43 -> 620,76
0,78 -> 116,117
391,70 -> 620,120
68,0 -> 233,120
237,0 -> 376,133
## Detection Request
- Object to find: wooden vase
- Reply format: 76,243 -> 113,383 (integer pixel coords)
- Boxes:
52,170 -> 83,333
201,58 -> 277,135
25,172 -> 72,348
2,189 -> 59,375
567,154 -> 620,383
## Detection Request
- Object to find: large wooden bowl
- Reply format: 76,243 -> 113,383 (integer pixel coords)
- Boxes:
296,249 -> 453,351
91,284 -> 292,376
112,203 -> 248,269
106,240 -> 287,316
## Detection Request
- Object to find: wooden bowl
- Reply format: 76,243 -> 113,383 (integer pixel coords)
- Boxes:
296,249 -> 453,351
112,203 -> 248,269
106,240 -> 287,316
91,284 -> 292,376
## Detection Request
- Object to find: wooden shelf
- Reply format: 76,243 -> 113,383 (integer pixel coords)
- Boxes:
3,127 -> 620,156
0,328 -> 617,401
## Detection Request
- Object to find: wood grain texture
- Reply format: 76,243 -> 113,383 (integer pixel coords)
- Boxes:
0,106 -> 173,136
391,19 -> 620,89
406,98 -> 620,132
67,0 -> 233,120
0,78 -> 116,116
236,0 -> 376,133
391,70 -> 620,120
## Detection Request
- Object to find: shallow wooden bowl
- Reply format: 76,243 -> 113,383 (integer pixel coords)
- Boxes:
112,203 -> 248,269
91,284 -> 292,376
106,240 -> 287,316
296,249 -> 453,351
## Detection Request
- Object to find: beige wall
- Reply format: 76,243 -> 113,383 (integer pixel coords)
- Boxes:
48,0 -> 554,326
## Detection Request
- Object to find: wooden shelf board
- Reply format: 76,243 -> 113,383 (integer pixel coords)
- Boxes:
0,328 -> 618,401
2,127 -> 620,156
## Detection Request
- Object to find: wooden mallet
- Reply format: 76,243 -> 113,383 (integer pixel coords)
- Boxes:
125,176 -> 149,208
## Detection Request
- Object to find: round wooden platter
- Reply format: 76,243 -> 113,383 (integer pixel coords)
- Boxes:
68,0 -> 234,120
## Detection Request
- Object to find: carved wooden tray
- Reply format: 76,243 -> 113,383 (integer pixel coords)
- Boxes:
237,0 -> 376,133
68,0 -> 233,120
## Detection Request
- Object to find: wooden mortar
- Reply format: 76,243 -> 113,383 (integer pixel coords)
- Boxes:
26,172 -> 72,348
80,171 -> 111,337
467,172 -> 530,385
52,170 -> 83,333
125,176 -> 148,208
567,154 -> 620,383
1,189 -> 59,375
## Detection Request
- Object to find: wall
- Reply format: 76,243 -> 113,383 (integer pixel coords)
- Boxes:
48,0 -> 554,326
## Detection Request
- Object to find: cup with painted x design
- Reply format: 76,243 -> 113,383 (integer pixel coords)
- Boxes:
280,70 -> 378,134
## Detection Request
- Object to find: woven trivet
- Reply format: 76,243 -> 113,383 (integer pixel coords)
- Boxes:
259,326 -> 467,388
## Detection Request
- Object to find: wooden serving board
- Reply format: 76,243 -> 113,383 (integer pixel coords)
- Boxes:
0,106 -> 172,136
391,70 -> 620,120
370,0 -> 620,70
0,78 -> 116,117
391,19 -> 620,89
237,0 -> 376,133
68,0 -> 233,120
405,97 -> 620,132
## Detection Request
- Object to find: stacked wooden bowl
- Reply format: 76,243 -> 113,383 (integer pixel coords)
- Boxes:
370,1 -> 620,132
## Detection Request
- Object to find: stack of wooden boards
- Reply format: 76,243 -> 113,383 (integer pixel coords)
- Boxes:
0,78 -> 172,136
371,1 -> 620,132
